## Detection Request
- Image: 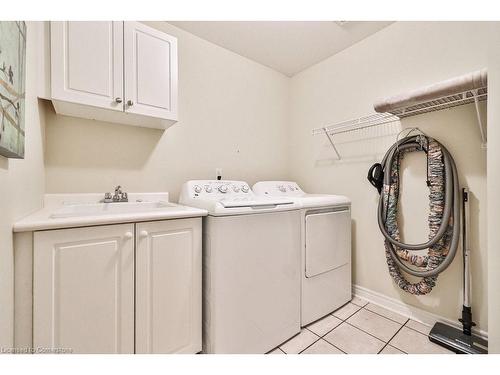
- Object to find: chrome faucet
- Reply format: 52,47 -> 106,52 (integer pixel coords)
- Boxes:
113,185 -> 128,202
103,185 -> 128,203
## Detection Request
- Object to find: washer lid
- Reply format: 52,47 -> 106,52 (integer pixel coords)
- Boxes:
179,180 -> 300,216
220,197 -> 294,208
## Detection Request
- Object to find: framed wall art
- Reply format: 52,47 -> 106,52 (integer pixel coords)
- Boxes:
0,21 -> 26,159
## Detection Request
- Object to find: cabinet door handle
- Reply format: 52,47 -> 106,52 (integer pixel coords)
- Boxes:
115,97 -> 123,103
127,100 -> 134,106
124,232 -> 133,239
139,230 -> 149,238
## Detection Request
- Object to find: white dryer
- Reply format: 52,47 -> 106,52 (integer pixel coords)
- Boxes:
253,181 -> 352,326
179,180 -> 301,353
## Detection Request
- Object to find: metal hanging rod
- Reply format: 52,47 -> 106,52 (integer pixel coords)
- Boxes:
312,87 -> 487,160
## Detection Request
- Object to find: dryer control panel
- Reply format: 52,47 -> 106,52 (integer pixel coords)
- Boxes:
252,181 -> 304,197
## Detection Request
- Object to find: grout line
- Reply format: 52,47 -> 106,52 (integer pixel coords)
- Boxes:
343,321 -> 390,344
281,301 -> 413,355
278,302 -> 436,354
320,338 -> 348,354
328,342 -> 347,354
324,306 -> 406,344
297,338 -> 321,354
296,330 -> 322,354
279,327 -> 321,354
333,305 -> 406,343
383,344 -> 408,355
304,327 -> 322,338
318,322 -> 344,340
267,345 -> 282,354
299,325 -> 347,354
377,318 -> 409,354
299,336 -> 347,355
363,305 -> 410,325
350,298 -> 369,308
402,324 -> 430,337
320,324 -> 362,354
331,303 -> 362,322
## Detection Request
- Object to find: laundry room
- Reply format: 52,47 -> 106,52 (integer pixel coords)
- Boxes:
1,1 -> 500,373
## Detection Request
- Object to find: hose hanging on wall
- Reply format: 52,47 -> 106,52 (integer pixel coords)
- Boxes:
368,131 -> 460,295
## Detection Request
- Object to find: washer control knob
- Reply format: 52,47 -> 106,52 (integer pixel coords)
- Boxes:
232,185 -> 240,192
241,185 -> 249,193
278,185 -> 286,193
205,185 -> 213,193
194,185 -> 202,193
218,185 -> 228,193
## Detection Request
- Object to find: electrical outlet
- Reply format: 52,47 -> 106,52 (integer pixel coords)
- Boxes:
216,168 -> 222,180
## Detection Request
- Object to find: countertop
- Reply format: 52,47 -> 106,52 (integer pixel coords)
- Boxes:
13,193 -> 208,232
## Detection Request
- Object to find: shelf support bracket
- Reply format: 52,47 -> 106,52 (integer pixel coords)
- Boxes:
472,89 -> 487,148
323,127 -> 342,160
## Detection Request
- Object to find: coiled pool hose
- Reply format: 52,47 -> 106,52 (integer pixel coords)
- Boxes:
368,134 -> 460,295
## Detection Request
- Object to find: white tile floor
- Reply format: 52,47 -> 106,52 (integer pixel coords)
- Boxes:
270,297 -> 455,354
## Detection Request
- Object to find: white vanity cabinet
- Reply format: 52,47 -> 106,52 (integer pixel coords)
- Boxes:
33,223 -> 135,354
33,218 -> 201,354
49,21 -> 178,129
135,219 -> 201,354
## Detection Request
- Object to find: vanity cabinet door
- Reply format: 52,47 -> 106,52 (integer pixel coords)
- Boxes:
124,21 -> 178,121
135,218 -> 201,354
33,224 -> 135,354
51,21 -> 124,111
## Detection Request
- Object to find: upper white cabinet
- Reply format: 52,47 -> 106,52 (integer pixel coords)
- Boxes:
50,21 -> 178,129
50,22 -> 124,112
124,22 -> 178,121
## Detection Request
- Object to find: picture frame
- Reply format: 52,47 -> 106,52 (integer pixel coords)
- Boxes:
0,21 -> 26,159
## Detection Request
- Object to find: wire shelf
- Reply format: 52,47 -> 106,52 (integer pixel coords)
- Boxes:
312,87 -> 487,159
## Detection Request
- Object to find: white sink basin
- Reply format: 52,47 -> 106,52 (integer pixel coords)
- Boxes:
50,201 -> 181,219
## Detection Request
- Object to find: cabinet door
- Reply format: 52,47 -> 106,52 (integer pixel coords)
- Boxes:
33,224 -> 135,354
135,219 -> 201,354
51,21 -> 124,111
124,22 -> 178,120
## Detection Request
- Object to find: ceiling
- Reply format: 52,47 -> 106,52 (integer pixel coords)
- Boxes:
169,21 -> 393,76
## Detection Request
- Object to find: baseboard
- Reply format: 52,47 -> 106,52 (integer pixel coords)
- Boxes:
353,284 -> 488,340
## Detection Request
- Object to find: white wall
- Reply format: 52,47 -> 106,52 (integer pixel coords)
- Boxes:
44,22 -> 290,201
487,24 -> 500,353
289,22 -> 498,333
6,20 -> 499,349
0,22 -> 46,347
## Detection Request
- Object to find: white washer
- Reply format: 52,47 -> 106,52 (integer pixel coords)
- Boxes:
253,181 -> 352,326
179,180 -> 301,353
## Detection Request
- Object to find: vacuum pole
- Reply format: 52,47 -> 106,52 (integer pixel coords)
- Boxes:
460,188 -> 475,335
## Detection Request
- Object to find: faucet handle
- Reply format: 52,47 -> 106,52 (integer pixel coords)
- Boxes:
104,192 -> 113,203
122,192 -> 128,202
